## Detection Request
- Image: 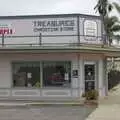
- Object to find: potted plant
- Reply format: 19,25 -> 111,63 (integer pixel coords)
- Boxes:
34,81 -> 41,88
83,90 -> 98,106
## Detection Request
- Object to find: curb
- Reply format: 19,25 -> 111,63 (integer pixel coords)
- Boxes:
0,102 -> 85,108
27,102 -> 85,107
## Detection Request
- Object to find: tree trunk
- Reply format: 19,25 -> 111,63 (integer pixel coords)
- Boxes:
101,15 -> 107,47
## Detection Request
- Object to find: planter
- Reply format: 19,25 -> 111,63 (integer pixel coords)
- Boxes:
84,99 -> 98,106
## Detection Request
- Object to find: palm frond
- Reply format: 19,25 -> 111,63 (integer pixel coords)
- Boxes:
114,35 -> 120,38
108,3 -> 113,12
109,16 -> 119,22
113,35 -> 120,40
111,25 -> 120,32
94,0 -> 109,16
113,2 -> 120,13
104,16 -> 119,28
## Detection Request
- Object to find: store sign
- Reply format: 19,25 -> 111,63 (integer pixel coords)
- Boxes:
33,18 -> 75,33
0,23 -> 13,35
0,28 -> 13,35
84,20 -> 97,41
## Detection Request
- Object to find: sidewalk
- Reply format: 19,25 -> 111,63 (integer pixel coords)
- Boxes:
86,84 -> 120,120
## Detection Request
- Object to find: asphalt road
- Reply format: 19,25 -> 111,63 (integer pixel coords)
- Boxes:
0,106 -> 96,120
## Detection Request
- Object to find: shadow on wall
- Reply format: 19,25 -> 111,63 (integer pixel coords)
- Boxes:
108,70 -> 120,90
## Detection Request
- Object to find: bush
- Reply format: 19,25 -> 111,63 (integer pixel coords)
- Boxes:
34,81 -> 41,88
82,93 -> 86,97
84,90 -> 98,100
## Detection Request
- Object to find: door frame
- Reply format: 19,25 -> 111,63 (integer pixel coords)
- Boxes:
84,61 -> 97,92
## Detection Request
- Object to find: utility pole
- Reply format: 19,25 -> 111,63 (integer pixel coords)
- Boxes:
39,33 -> 42,45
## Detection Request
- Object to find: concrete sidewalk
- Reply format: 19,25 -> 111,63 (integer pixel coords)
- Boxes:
86,84 -> 120,120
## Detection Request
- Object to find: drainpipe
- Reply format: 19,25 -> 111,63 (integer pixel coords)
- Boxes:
39,33 -> 42,46
2,34 -> 4,46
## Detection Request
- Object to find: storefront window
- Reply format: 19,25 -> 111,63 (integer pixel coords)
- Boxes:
12,61 -> 71,88
12,62 -> 40,88
43,61 -> 71,87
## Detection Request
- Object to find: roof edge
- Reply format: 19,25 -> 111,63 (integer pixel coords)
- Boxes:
0,13 -> 101,19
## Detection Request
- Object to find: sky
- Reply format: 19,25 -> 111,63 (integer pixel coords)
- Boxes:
0,0 -> 112,16
0,0 -> 97,16
0,0 -> 119,16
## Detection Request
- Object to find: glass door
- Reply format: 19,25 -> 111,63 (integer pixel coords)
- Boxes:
84,63 -> 96,92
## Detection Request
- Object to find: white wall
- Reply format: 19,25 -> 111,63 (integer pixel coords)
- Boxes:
0,59 -> 11,88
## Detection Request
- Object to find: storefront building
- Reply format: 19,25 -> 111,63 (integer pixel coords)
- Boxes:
0,14 -> 117,100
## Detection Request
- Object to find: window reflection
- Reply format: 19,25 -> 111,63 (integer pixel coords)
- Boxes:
12,62 -> 40,87
43,61 -> 71,87
12,61 -> 71,88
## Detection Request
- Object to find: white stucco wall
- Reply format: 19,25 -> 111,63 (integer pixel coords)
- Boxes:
0,59 -> 11,88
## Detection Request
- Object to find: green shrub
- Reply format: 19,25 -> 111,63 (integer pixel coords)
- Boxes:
84,90 -> 98,100
34,81 -> 41,88
82,93 -> 86,97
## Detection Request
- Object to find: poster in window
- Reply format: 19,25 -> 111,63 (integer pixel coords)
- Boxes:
72,70 -> 78,78
27,73 -> 32,79
64,73 -> 69,81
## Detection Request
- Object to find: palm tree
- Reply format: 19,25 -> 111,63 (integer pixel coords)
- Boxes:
104,16 -> 120,44
94,0 -> 120,45
94,0 -> 113,17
